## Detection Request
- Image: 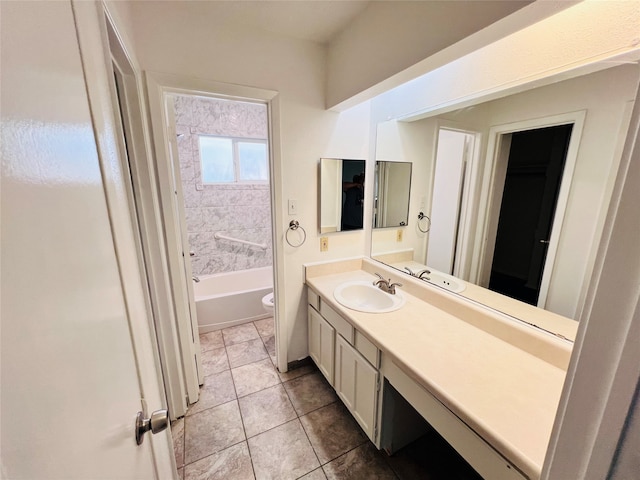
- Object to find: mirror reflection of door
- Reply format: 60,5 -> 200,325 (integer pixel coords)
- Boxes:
489,124 -> 573,306
427,129 -> 473,275
373,161 -> 412,228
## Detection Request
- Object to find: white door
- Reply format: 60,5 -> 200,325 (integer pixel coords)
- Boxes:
427,129 -> 468,274
1,1 -> 173,478
164,96 -> 203,388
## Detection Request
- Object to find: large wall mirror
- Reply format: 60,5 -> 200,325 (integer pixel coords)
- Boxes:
370,64 -> 640,336
319,158 -> 365,233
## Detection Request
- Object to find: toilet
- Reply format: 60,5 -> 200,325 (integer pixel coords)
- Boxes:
261,292 -> 274,315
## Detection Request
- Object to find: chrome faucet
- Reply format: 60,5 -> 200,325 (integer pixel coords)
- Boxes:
417,269 -> 431,281
404,267 -> 415,276
373,273 -> 403,295
192,276 -> 200,283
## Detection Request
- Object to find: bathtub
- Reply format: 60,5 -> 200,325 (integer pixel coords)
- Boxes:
194,266 -> 273,334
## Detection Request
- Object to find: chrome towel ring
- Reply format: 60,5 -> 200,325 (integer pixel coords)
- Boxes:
286,220 -> 307,247
417,212 -> 431,233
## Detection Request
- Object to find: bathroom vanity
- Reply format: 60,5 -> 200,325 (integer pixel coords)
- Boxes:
305,258 -> 575,480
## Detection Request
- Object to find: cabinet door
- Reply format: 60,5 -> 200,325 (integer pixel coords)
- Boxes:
335,334 -> 379,440
308,306 -> 335,385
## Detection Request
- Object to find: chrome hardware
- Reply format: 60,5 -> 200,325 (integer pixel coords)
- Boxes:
192,276 -> 200,283
417,269 -> 431,280
135,409 -> 169,445
417,212 -> 431,233
373,273 -> 403,295
189,251 -> 196,257
404,267 -> 415,276
539,239 -> 550,244
285,220 -> 307,247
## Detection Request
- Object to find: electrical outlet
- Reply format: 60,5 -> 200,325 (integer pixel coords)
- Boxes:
288,199 -> 298,215
320,237 -> 329,252
396,229 -> 403,242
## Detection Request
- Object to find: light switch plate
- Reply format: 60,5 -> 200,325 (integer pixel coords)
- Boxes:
320,237 -> 328,252
288,199 -> 298,215
396,229 -> 403,242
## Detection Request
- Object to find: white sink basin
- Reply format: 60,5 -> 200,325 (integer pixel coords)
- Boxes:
425,270 -> 466,293
334,281 -> 406,313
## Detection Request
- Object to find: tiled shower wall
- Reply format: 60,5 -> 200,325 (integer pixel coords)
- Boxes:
174,95 -> 272,276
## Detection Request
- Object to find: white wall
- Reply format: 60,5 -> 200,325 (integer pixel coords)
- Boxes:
115,1 -> 371,362
326,0 -> 546,110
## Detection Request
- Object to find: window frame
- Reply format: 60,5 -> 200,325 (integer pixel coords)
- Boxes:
198,134 -> 269,185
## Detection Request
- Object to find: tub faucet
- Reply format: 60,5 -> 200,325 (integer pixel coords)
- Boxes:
192,276 -> 200,283
373,273 -> 402,295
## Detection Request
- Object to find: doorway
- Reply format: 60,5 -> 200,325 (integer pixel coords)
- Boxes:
166,93 -> 276,331
144,72 -> 285,376
488,124 -> 573,305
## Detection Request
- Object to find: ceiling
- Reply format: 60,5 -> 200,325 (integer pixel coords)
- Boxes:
170,1 -> 373,45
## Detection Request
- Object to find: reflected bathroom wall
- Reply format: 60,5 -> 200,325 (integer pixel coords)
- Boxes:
371,64 -> 640,321
173,95 -> 273,276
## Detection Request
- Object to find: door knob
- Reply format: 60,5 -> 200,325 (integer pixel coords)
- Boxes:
135,409 -> 169,445
539,239 -> 550,244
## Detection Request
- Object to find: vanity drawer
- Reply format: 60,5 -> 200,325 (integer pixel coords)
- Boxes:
308,289 -> 320,311
320,299 -> 354,344
355,330 -> 379,368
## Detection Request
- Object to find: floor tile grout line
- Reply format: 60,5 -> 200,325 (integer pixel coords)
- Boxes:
240,400 -> 298,441
233,380 -> 258,480
181,438 -> 249,470
280,373 -> 326,474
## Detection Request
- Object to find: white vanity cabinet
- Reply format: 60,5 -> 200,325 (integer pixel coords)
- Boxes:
335,334 -> 379,439
308,306 -> 335,385
307,290 -> 380,442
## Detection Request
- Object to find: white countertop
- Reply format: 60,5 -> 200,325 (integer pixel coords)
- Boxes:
387,259 -> 578,342
306,266 -> 569,480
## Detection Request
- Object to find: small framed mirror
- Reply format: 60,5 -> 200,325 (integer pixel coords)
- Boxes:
373,161 -> 412,228
319,158 -> 366,233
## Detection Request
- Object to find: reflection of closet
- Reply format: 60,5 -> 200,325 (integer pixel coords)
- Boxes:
489,124 -> 573,306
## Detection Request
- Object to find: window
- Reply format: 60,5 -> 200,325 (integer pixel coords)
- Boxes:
199,135 -> 268,184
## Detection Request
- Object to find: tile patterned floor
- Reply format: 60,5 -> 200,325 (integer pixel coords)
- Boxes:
172,317 -> 482,480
